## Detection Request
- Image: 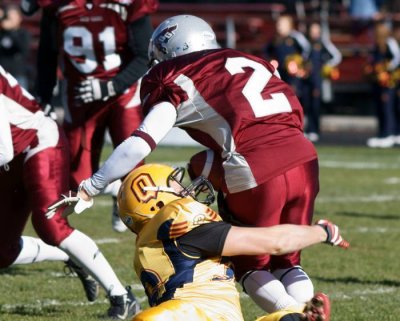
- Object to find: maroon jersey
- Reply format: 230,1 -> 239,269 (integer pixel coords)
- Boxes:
0,66 -> 58,161
141,48 -> 317,193
45,0 -> 157,84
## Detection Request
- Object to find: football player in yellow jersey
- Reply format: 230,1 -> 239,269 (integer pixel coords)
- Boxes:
117,163 -> 349,321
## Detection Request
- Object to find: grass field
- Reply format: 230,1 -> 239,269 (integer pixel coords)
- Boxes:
1,144 -> 400,321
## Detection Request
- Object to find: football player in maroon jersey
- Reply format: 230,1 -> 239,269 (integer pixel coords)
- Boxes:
24,0 -> 158,232
0,65 -> 140,320
56,15 -> 321,315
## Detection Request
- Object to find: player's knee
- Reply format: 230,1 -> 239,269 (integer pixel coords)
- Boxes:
273,266 -> 314,304
32,217 -> 73,247
34,227 -> 70,247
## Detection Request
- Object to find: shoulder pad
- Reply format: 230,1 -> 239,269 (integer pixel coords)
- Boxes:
161,198 -> 221,239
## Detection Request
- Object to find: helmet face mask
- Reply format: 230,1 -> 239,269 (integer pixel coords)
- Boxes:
118,164 -> 215,234
148,14 -> 220,65
168,167 -> 215,205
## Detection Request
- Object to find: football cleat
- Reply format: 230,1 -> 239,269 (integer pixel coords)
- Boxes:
64,259 -> 99,302
112,196 -> 128,233
366,136 -> 395,148
107,286 -> 141,320
302,292 -> 331,321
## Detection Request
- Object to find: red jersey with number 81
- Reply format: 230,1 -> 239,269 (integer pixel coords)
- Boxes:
141,48 -> 317,193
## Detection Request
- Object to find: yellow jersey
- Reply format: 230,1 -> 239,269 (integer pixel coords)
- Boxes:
134,197 -> 243,321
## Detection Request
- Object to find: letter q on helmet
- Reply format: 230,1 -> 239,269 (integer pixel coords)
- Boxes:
148,14 -> 220,65
117,163 -> 215,234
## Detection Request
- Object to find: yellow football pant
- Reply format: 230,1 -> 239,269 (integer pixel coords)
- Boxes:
132,299 -> 213,321
256,306 -> 304,321
133,299 -> 304,321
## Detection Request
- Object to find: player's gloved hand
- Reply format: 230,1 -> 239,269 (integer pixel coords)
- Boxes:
46,191 -> 94,219
74,78 -> 116,104
43,104 -> 58,121
316,219 -> 350,249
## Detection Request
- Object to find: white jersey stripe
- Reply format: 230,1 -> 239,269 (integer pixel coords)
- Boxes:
173,74 -> 257,193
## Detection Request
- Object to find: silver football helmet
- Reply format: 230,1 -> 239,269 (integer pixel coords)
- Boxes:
148,15 -> 220,65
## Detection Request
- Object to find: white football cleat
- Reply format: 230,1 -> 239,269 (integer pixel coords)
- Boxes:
367,136 -> 395,148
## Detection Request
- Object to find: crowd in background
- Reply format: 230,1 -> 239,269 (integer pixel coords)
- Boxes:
1,0 -> 400,148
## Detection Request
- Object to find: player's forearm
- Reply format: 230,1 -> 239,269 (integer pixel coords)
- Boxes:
222,225 -> 326,256
260,225 -> 327,255
82,102 -> 176,196
83,136 -> 151,196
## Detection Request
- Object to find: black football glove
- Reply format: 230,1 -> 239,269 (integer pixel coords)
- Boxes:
74,78 -> 116,104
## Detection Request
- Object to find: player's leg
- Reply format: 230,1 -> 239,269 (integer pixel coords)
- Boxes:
25,139 -> 140,318
107,83 -> 144,232
270,159 -> 319,304
225,176 -> 301,313
133,300 -> 212,321
256,292 -> 331,321
272,266 -> 314,306
63,109 -> 107,190
187,150 -> 299,313
0,156 -> 69,267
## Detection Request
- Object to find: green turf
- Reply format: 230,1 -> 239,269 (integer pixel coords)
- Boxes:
1,145 -> 399,321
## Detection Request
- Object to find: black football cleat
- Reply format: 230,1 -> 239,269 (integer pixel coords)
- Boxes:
107,286 -> 141,320
65,259 -> 99,302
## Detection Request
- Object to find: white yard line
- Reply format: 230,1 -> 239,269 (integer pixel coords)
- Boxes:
319,160 -> 400,170
0,296 -> 148,313
240,286 -> 399,301
316,194 -> 400,203
94,238 -> 120,244
0,283 -> 147,313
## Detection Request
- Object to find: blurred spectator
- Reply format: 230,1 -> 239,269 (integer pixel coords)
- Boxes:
365,22 -> 400,148
349,0 -> 384,20
303,22 -> 342,143
392,25 -> 400,140
0,5 -> 30,89
380,0 -> 400,18
264,14 -> 311,98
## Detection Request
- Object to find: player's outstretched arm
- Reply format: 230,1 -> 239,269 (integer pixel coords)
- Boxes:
222,220 -> 349,256
78,102 -> 177,198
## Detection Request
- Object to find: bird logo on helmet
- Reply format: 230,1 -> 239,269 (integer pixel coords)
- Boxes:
154,24 -> 178,55
117,163 -> 215,234
148,14 -> 220,65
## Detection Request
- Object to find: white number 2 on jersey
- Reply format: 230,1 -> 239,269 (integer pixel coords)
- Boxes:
225,57 -> 292,117
64,26 -> 121,74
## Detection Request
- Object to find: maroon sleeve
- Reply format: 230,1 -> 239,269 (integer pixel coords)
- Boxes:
140,64 -> 188,116
127,0 -> 159,23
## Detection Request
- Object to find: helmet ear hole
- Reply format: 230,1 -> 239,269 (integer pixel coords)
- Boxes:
149,201 -> 165,212
156,201 -> 165,209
